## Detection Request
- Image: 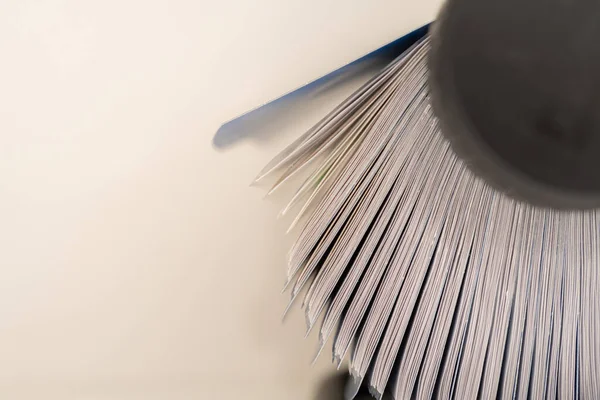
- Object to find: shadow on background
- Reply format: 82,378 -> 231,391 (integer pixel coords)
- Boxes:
213,25 -> 430,150
313,371 -> 398,400
313,372 -> 347,400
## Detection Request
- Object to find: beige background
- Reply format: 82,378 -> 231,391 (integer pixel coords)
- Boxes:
0,1 -> 439,399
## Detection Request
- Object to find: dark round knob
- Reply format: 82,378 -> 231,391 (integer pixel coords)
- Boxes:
429,0 -> 600,209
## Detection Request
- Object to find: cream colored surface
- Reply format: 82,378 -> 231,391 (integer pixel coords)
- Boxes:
0,1 -> 438,399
